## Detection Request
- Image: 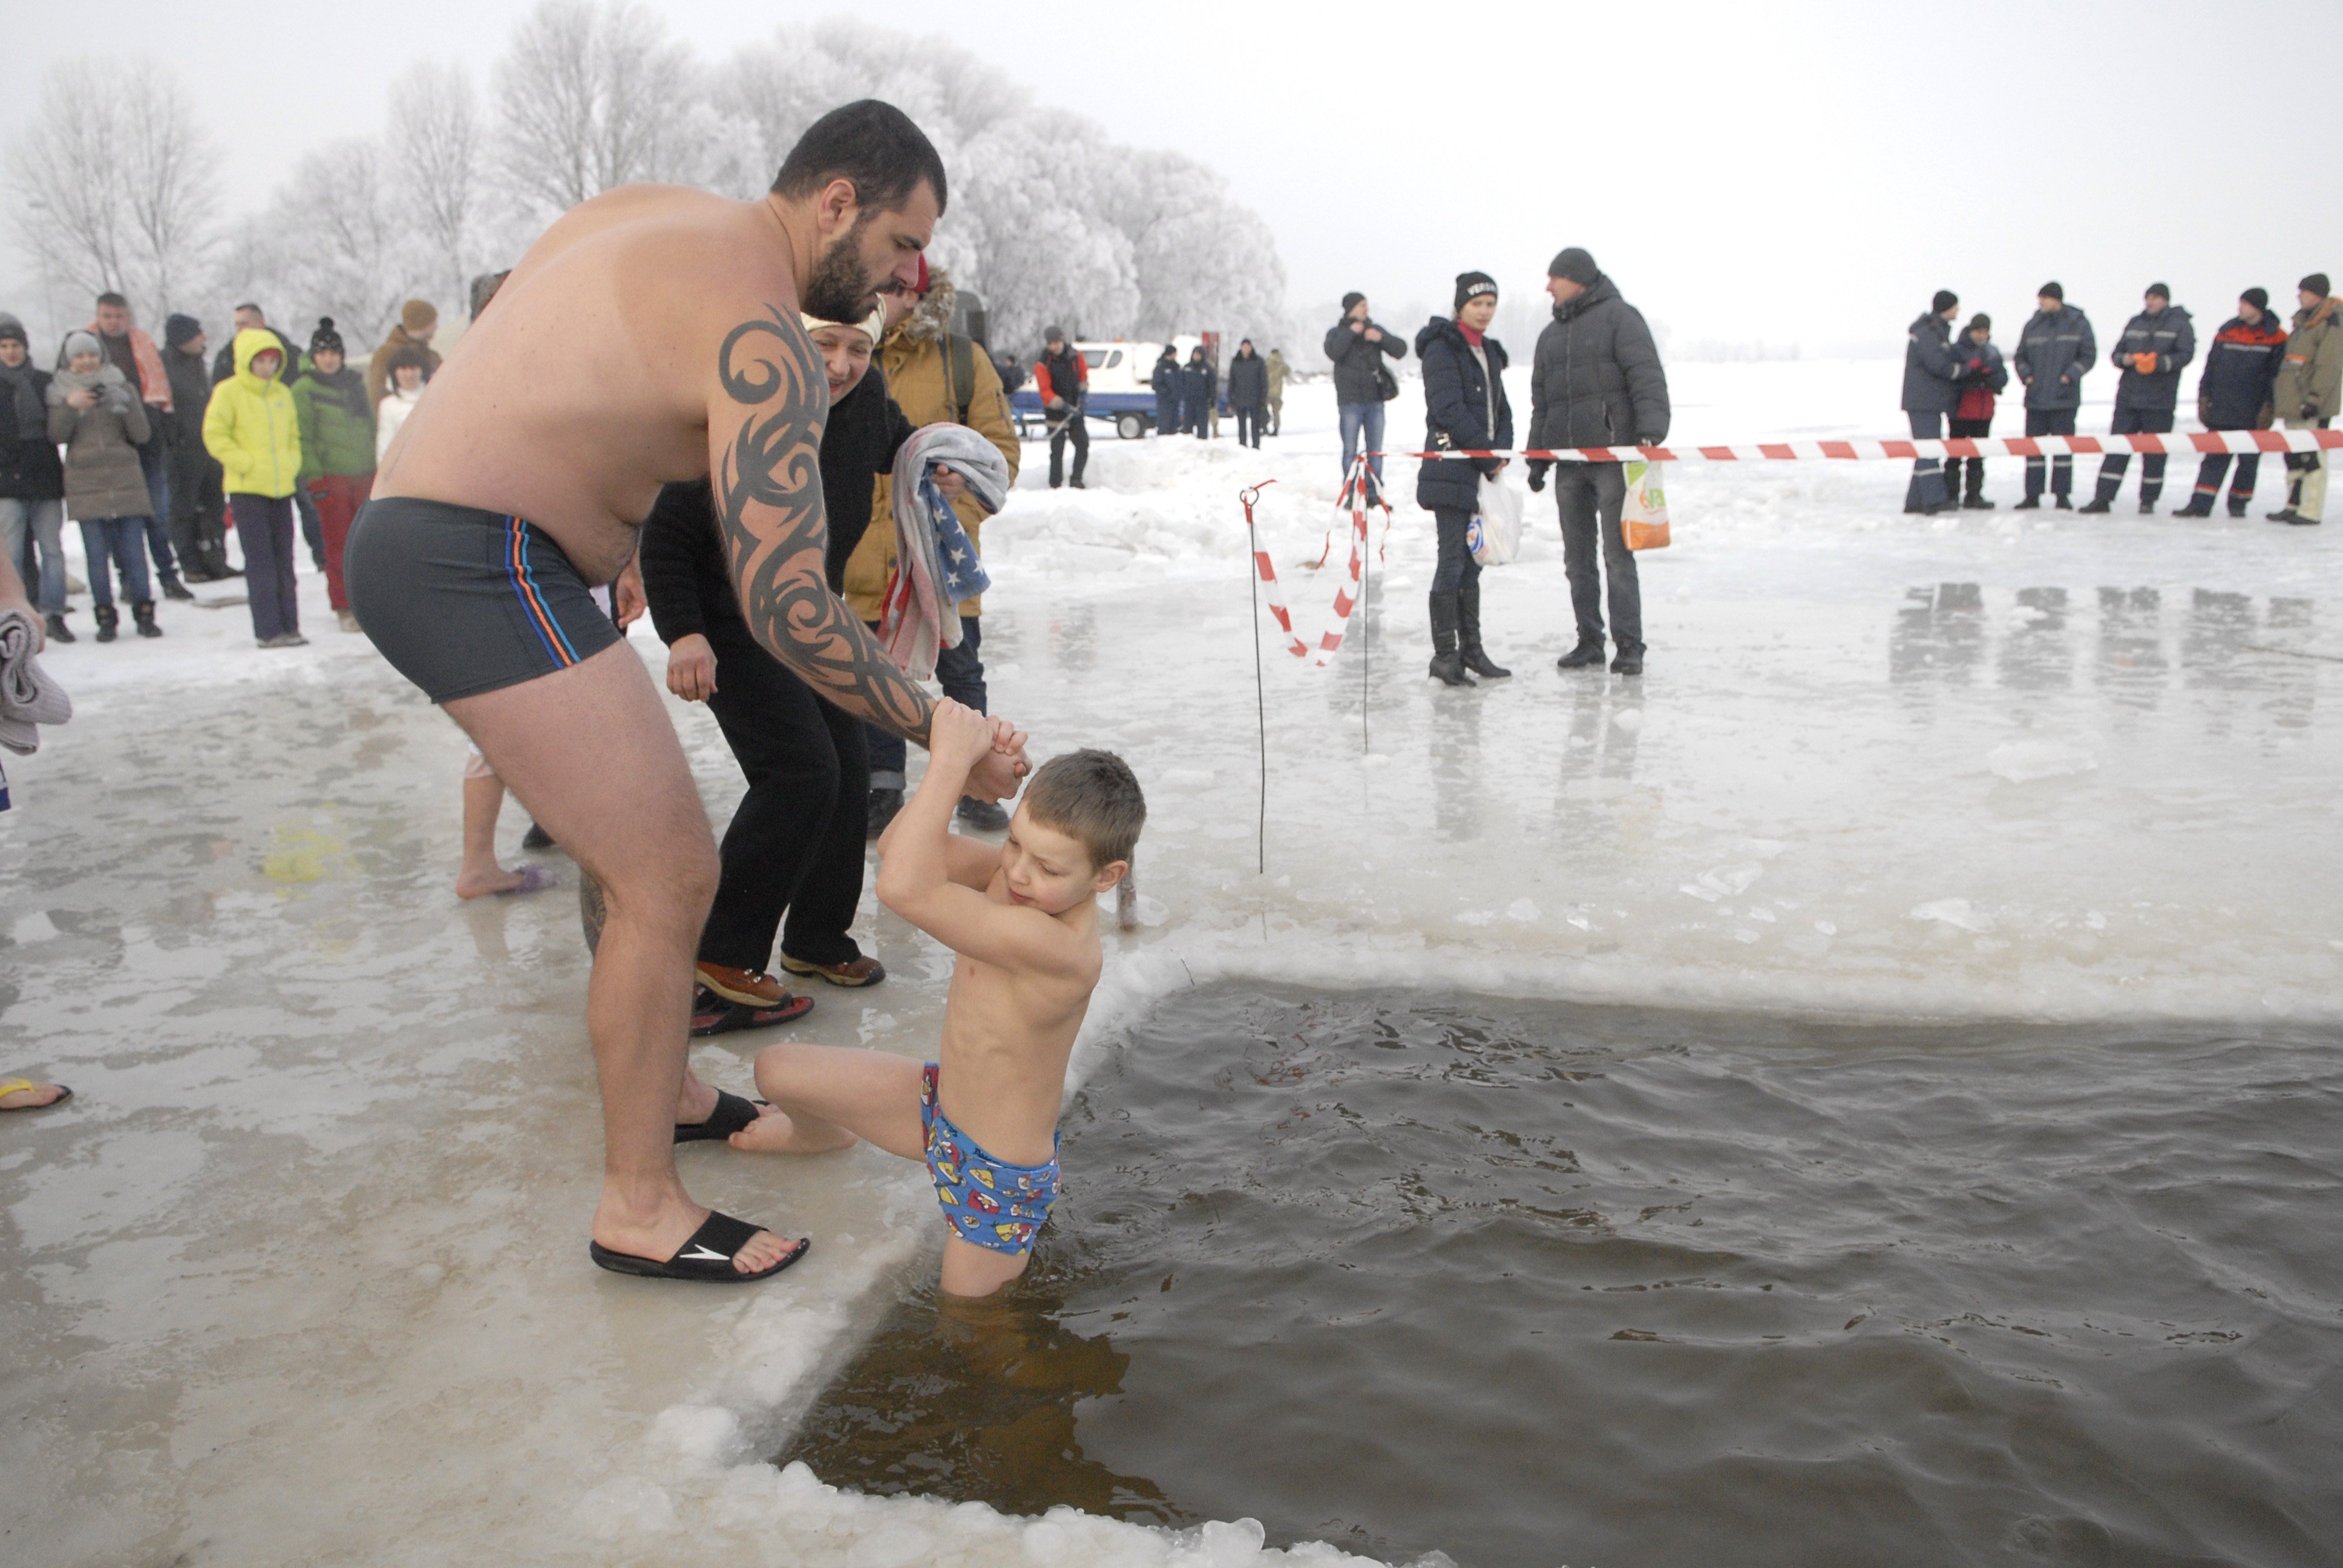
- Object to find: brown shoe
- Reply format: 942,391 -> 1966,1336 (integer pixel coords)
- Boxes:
778,953 -> 888,988
693,963 -> 797,1008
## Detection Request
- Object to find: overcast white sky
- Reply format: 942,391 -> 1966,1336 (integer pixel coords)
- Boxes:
5,0 -> 2339,353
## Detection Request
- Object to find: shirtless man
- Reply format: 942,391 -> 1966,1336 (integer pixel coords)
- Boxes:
343,100 -> 1028,1283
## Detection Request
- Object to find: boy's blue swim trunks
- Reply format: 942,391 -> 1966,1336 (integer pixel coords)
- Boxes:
920,1063 -> 1061,1255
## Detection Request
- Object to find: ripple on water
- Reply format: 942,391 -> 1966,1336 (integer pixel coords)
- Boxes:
781,987 -> 2343,1568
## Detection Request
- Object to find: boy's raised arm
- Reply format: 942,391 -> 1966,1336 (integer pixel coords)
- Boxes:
876,701 -> 1083,976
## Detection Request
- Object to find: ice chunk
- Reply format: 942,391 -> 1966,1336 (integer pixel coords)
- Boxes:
1910,898 -> 1994,933
1987,740 -> 2098,783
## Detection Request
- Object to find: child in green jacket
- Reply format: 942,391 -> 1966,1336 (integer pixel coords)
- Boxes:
290,318 -> 376,630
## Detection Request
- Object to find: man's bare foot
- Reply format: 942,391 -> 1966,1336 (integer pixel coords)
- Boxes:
592,1186 -> 798,1275
456,864 -> 551,899
0,1078 -> 69,1111
729,1109 -> 858,1155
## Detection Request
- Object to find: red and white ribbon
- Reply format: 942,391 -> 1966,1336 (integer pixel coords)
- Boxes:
1391,428 -> 2343,463
1240,462 -> 1383,667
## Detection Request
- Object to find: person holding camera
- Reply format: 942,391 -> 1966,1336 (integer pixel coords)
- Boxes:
1325,292 -> 1405,503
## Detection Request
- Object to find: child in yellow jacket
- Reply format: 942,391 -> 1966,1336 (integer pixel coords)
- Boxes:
204,328 -> 306,647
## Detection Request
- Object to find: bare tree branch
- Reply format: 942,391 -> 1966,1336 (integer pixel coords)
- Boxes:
493,0 -> 700,218
388,59 -> 483,317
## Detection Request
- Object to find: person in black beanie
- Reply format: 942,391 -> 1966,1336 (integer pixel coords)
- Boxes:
1415,270 -> 1513,686
2177,287 -> 2286,517
1901,290 -> 1964,513
160,313 -> 232,579
2012,281 -> 2096,508
1325,290 -> 1406,503
2082,283 -> 2195,514
1526,246 -> 1670,676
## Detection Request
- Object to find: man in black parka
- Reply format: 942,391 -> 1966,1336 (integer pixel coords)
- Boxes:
1525,247 -> 1670,676
2012,283 -> 2096,508
1901,291 -> 1964,514
2082,283 -> 2195,514
2177,288 -> 2286,517
1325,292 -> 1406,502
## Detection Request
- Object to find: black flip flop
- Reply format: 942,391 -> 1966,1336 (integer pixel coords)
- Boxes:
589,1210 -> 810,1282
675,1088 -> 767,1143
689,987 -> 815,1038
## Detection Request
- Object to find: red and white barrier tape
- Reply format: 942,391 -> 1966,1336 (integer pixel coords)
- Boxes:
1390,428 -> 2343,463
1240,463 -> 1384,666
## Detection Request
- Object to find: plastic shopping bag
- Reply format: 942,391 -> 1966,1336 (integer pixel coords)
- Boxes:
1467,469 -> 1524,565
1622,459 -> 1671,550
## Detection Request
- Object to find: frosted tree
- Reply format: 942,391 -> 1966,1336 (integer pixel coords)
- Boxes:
6,57 -> 218,322
387,60 -> 484,318
248,139 -> 419,347
1114,150 -> 1288,347
494,0 -> 702,217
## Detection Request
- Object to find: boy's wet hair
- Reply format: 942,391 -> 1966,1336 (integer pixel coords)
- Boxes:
1021,750 -> 1144,869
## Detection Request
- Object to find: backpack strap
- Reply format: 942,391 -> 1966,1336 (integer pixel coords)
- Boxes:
948,333 -> 974,426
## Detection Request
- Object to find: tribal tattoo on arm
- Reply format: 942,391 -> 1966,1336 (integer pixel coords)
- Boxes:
711,307 -> 934,745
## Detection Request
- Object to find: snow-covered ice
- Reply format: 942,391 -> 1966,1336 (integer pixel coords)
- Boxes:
5,360 -> 2340,1565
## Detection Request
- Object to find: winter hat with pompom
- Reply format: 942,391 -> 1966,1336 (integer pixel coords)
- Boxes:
309,317 -> 344,356
1454,272 -> 1498,312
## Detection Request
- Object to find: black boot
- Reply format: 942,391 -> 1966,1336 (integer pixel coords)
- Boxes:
2174,495 -> 2215,518
1610,644 -> 1644,676
1556,639 -> 1606,669
159,572 -> 195,602
1426,592 -> 1473,687
1455,581 -> 1509,678
865,787 -> 905,838
131,599 -> 162,638
44,612 -> 74,644
94,604 -> 119,643
2227,496 -> 2250,518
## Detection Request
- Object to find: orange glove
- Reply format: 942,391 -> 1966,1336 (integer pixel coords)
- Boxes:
2132,353 -> 2158,373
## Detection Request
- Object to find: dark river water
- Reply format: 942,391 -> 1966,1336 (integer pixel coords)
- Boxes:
778,987 -> 2343,1567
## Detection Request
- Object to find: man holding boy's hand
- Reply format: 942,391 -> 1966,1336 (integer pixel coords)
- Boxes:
733,698 -> 1145,1299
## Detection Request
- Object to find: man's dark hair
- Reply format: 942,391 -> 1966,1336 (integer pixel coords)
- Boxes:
95,290 -> 128,310
773,100 -> 948,216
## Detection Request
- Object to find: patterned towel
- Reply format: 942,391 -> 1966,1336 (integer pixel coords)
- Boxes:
0,609 -> 71,757
880,423 -> 1011,681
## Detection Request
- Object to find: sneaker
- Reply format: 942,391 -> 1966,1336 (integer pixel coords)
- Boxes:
865,786 -> 905,840
955,797 -> 1010,831
779,953 -> 888,988
693,962 -> 797,1008
688,984 -> 813,1037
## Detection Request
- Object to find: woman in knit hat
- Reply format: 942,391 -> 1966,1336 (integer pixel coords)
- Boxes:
49,330 -> 163,641
290,318 -> 377,632
1414,270 -> 1515,687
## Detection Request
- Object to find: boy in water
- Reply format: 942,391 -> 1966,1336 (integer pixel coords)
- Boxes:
733,700 -> 1142,1297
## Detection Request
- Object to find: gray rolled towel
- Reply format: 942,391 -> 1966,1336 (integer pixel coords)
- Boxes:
0,609 -> 73,756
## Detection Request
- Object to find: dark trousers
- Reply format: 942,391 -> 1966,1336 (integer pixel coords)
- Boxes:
1188,400 -> 1211,439
698,619 -> 871,972
865,615 -> 986,790
1553,463 -> 1639,651
168,444 -> 229,574
1948,414 -> 1993,501
2023,408 -> 2078,498
1155,394 -> 1179,435
295,487 -> 324,567
1904,410 -> 1950,510
2094,407 -> 2175,504
1048,416 -> 1088,485
231,493 -> 299,639
1431,505 -> 1481,594
78,515 -> 153,606
137,440 -> 179,580
1235,407 -> 1264,448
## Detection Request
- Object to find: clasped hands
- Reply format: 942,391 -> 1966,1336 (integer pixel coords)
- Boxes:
929,697 -> 1029,800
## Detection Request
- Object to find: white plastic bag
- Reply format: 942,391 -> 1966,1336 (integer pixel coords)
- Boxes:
1467,469 -> 1524,565
1622,459 -> 1671,550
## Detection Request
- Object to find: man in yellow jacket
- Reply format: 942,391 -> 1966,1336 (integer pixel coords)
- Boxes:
841,262 -> 1021,831
204,328 -> 307,646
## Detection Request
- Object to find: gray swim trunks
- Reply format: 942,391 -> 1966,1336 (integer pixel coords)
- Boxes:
344,497 -> 621,704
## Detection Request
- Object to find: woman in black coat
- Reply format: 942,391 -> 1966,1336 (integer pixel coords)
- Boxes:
1414,271 -> 1513,686
1225,338 -> 1269,448
637,312 -> 918,1030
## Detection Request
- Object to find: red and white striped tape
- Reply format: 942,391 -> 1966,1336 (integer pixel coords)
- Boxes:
1240,464 -> 1384,666
1392,428 -> 2343,463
